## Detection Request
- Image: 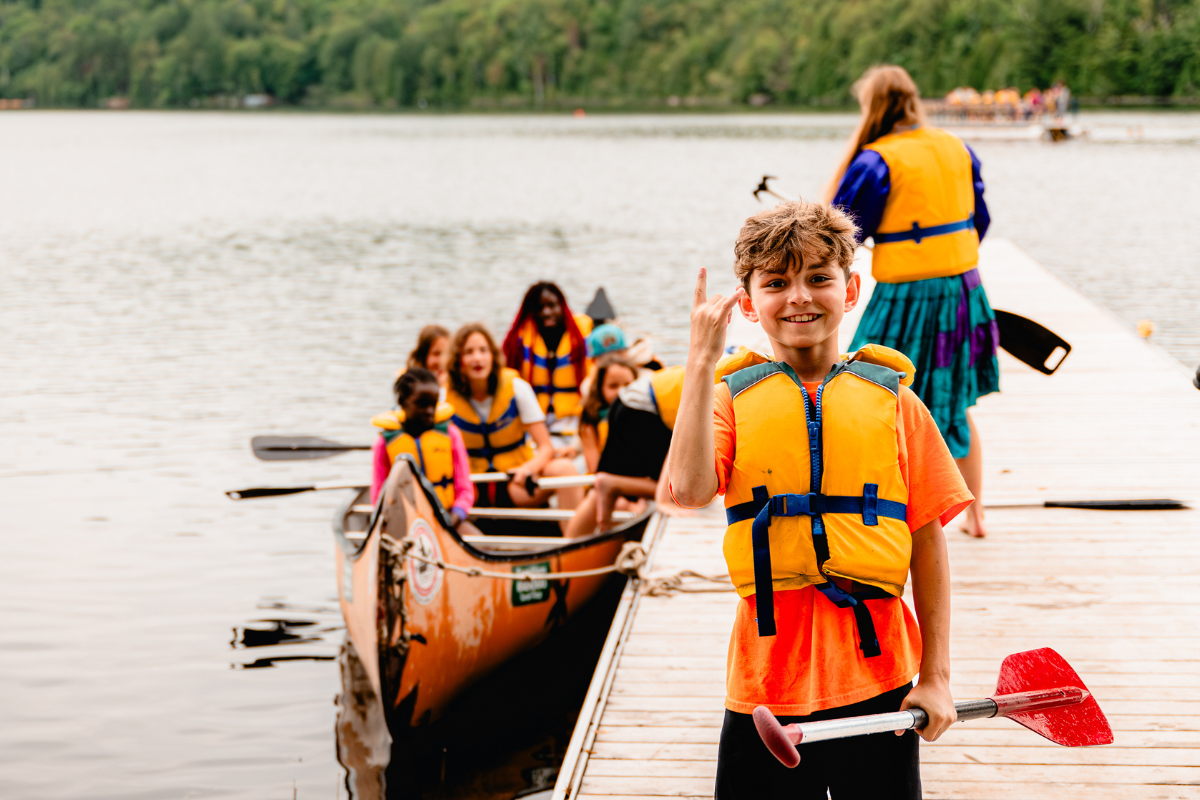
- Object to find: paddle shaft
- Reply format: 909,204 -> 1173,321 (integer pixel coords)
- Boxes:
227,474 -> 594,500
226,482 -> 365,500
787,687 -> 1086,745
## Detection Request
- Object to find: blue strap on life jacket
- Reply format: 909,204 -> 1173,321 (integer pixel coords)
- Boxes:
727,380 -> 904,656
724,489 -> 907,528
874,212 -> 975,245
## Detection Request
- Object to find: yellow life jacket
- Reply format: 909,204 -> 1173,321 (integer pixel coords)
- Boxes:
648,365 -> 685,431
378,423 -> 456,510
516,314 -> 594,420
595,412 -> 610,451
864,126 -> 979,283
721,346 -> 915,657
446,368 -> 534,474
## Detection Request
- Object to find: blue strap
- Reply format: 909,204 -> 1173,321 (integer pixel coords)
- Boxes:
874,212 -> 975,245
465,438 -> 526,459
731,483 -> 905,647
863,483 -> 879,526
726,489 -> 905,526
748,487 -> 775,636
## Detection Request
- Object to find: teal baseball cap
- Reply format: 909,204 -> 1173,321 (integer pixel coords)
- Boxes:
586,324 -> 628,358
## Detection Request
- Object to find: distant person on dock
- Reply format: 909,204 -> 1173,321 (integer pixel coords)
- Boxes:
668,200 -> 972,798
502,282 -> 594,439
370,368 -> 474,529
446,323 -> 583,515
827,64 -> 1000,538
405,324 -> 451,398
565,363 -> 688,536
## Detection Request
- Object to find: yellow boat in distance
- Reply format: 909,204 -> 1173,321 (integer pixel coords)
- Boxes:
333,455 -> 652,730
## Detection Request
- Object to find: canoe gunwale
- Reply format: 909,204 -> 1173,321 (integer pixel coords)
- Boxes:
331,455 -> 653,564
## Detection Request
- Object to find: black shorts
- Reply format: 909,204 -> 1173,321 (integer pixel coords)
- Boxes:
715,683 -> 920,800
596,398 -> 672,480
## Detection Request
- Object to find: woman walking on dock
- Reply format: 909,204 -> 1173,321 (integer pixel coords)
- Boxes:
828,65 -> 999,538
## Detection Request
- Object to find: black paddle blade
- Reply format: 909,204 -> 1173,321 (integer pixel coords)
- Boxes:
585,287 -> 617,324
1045,499 -> 1188,510
251,436 -> 370,461
226,486 -> 315,500
994,310 -> 1072,375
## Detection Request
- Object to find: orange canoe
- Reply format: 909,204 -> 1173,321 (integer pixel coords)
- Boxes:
332,456 -> 651,729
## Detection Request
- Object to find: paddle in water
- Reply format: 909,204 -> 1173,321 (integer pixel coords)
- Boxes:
753,647 -> 1113,768
251,435 -> 370,461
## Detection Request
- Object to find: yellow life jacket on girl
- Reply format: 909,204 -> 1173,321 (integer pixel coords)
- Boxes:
446,368 -> 534,473
864,126 -> 979,283
595,412 -> 610,451
648,365 -> 685,430
516,314 -> 594,420
721,346 -> 915,657
377,423 -> 456,510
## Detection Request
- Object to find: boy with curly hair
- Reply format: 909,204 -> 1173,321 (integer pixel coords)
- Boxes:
668,201 -> 973,797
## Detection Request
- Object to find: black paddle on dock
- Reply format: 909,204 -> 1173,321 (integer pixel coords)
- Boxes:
994,309 -> 1071,375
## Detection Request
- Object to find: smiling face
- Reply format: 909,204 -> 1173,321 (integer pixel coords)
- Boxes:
739,254 -> 860,373
400,382 -> 441,434
460,331 -> 494,385
538,288 -> 564,330
424,336 -> 449,376
600,364 -> 636,406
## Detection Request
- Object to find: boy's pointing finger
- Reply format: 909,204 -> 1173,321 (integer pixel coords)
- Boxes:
694,268 -> 708,308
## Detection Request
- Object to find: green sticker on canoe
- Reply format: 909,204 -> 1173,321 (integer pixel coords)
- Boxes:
512,562 -> 551,606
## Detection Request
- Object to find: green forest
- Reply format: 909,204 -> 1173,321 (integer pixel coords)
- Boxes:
2,0 -> 1200,109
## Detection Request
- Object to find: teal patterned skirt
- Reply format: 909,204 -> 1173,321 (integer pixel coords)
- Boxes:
850,268 -> 1000,458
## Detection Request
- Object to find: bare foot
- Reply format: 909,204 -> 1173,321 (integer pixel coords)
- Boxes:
959,502 -> 987,538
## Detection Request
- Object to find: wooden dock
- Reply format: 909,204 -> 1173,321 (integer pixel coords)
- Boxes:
554,239 -> 1200,799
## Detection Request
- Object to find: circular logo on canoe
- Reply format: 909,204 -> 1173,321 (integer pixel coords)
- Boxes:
406,519 -> 443,605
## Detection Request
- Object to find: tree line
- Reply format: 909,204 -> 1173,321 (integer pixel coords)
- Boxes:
2,0 -> 1198,109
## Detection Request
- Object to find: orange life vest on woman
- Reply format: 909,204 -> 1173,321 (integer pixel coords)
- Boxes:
514,314 -> 594,420
864,126 -> 979,283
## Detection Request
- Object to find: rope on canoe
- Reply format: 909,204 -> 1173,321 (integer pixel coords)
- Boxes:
381,534 -> 736,593
382,536 -> 649,581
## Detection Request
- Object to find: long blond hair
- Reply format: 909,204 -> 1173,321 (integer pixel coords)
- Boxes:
825,65 -> 926,202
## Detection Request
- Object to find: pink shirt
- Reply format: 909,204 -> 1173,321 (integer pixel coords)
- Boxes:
370,424 -> 475,520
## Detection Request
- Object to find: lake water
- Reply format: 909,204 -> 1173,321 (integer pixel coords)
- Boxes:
2,110 -> 1198,799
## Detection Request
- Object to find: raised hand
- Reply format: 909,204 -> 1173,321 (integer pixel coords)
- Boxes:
688,267 -> 745,368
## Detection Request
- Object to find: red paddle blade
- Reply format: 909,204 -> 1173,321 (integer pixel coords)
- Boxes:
753,706 -> 801,768
994,648 -> 1114,746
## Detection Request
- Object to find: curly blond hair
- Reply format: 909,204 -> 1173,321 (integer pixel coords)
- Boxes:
733,200 -> 859,291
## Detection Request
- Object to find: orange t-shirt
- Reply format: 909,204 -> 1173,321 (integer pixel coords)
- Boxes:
713,380 -> 972,716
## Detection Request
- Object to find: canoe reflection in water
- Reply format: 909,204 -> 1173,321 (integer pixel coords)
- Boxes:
332,456 -> 643,797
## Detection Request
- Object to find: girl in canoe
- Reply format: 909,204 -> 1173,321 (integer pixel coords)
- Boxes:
406,324 -> 451,398
827,65 -> 999,538
447,322 -> 584,514
578,353 -> 640,474
370,368 -> 475,528
565,364 -> 687,537
501,282 -> 594,436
